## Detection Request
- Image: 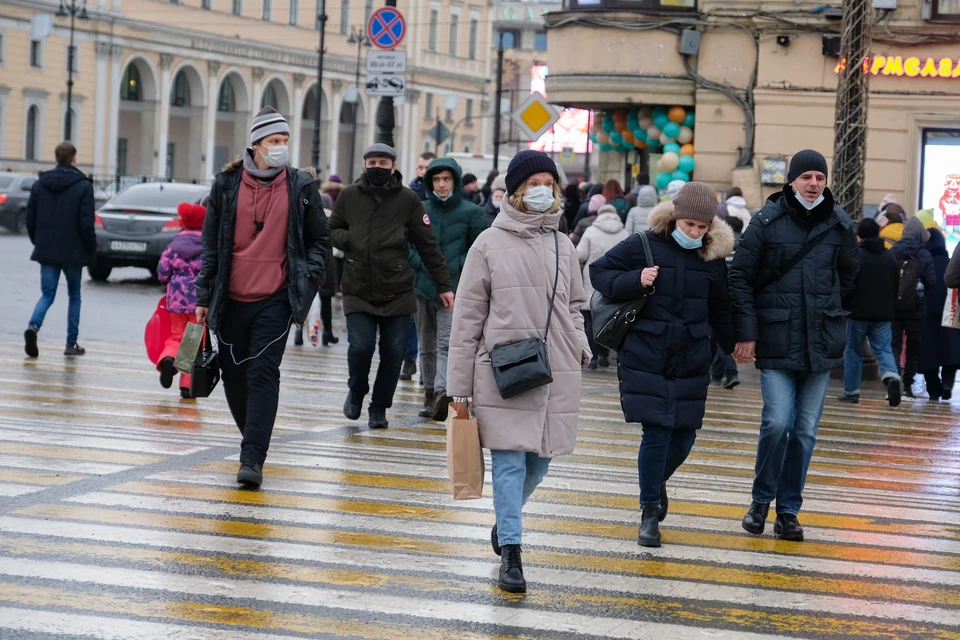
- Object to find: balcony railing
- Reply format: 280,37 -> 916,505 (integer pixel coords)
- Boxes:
420,51 -> 488,76
561,0 -> 695,11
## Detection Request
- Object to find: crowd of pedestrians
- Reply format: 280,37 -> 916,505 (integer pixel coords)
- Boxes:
22,121 -> 960,597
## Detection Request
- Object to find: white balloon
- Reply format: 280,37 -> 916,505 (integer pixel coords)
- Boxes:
677,126 -> 694,144
596,131 -> 610,145
646,126 -> 661,141
660,132 -> 672,145
638,116 -> 654,130
660,151 -> 680,172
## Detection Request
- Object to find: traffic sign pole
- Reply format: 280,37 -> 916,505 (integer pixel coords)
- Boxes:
372,3 -> 404,149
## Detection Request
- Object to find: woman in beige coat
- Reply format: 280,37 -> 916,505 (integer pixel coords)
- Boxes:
448,150 -> 591,594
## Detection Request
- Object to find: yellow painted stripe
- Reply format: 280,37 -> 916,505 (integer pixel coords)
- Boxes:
0,470 -> 84,485
110,480 -> 960,560
3,537 -> 958,639
0,442 -> 165,466
192,461 -> 960,542
0,581 -> 531,640
14,504 -> 960,608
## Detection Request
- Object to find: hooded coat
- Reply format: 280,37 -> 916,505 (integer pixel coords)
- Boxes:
891,218 -> 938,320
880,221 -> 904,249
720,195 -> 752,228
590,203 -> 736,429
158,230 -> 203,313
446,198 -> 592,458
920,230 -> 960,371
410,158 -> 488,303
577,207 -> 627,307
624,185 -> 658,235
842,236 -> 899,322
728,186 -> 860,372
26,163 -> 96,267
329,169 -> 451,316
320,181 -> 344,204
947,244 -> 960,290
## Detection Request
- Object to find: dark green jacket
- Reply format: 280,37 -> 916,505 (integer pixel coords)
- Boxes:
329,169 -> 451,316
196,158 -> 329,334
411,157 -> 488,304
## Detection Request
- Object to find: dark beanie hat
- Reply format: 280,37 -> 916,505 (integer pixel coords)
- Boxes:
857,217 -> 880,239
462,173 -> 478,186
787,149 -> 829,183
505,150 -> 559,195
672,182 -> 718,224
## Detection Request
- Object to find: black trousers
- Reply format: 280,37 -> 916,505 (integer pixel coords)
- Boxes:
346,312 -> 409,409
923,367 -> 957,400
891,316 -> 923,385
218,289 -> 291,466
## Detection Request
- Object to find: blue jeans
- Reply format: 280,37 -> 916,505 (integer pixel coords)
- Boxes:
638,426 -> 698,507
404,316 -> 418,362
753,369 -> 830,515
29,264 -> 82,344
346,312 -> 410,409
491,450 -> 551,546
843,320 -> 901,396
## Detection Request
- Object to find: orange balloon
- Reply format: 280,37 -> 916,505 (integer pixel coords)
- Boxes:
635,139 -> 647,150
613,109 -> 628,123
615,120 -> 627,133
680,143 -> 695,156
622,130 -> 635,143
668,106 -> 686,124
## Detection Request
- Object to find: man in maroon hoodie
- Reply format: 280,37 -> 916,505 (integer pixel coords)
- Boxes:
196,106 -> 330,487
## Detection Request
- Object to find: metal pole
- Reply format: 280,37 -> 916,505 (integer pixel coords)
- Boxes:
348,34 -> 361,182
492,32 -> 503,171
310,0 -> 327,168
582,109 -> 591,181
65,7 -> 76,141
374,0 -> 397,147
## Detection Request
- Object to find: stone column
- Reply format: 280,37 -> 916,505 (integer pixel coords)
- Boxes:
94,42 -> 110,178
291,73 -> 305,169
106,46 -> 123,181
205,61 -> 220,179
156,53 -> 173,177
251,67 -> 265,117
329,79 -> 343,176
402,88 -> 420,176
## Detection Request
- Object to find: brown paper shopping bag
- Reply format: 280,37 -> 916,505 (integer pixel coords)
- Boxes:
446,400 -> 485,500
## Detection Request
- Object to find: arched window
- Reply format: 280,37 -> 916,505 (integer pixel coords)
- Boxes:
120,64 -> 141,101
261,83 -> 278,110
218,81 -> 236,112
339,102 -> 356,125
302,90 -> 315,120
172,71 -> 191,107
25,106 -> 38,161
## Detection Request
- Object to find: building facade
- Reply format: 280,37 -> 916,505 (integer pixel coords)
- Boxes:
0,0 -> 494,190
544,0 -> 960,220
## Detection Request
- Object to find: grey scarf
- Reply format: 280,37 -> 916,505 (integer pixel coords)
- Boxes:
243,148 -> 285,183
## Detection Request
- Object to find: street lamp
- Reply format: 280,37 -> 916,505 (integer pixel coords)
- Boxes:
310,0 -> 328,168
345,26 -> 369,182
56,0 -> 89,142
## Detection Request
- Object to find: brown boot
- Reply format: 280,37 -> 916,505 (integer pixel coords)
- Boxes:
418,389 -> 436,418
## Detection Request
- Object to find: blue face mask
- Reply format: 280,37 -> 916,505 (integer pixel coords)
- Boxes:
672,226 -> 703,250
433,190 -> 451,202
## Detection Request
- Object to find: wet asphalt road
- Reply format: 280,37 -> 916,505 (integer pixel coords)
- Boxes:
1,231 -> 960,639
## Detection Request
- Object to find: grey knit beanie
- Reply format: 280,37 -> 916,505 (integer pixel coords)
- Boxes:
250,106 -> 290,145
672,182 -> 718,224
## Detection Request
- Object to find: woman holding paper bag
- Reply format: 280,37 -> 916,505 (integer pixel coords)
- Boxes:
448,150 -> 591,595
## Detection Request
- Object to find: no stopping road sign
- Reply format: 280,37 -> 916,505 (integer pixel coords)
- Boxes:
368,7 -> 405,50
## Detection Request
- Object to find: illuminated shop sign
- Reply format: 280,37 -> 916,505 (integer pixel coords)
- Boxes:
834,55 -> 960,78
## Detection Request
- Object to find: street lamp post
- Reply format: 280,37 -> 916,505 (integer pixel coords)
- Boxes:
346,26 -> 369,182
374,0 -> 398,147
310,0 -> 328,168
57,0 -> 89,142
492,31 -> 504,171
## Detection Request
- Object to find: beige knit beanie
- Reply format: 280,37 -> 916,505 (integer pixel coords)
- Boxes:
672,182 -> 717,223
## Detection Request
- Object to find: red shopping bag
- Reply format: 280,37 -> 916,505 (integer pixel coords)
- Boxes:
144,296 -> 173,365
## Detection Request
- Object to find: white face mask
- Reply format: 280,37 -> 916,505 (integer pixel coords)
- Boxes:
260,145 -> 289,168
522,185 -> 555,213
491,198 -> 502,210
794,190 -> 825,211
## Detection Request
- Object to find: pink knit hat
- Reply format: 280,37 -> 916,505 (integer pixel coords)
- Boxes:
588,194 -> 606,213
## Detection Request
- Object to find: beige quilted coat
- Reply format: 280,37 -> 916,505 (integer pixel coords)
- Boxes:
446,198 -> 591,457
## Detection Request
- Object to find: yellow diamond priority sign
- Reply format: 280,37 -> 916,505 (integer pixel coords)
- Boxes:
511,92 -> 560,142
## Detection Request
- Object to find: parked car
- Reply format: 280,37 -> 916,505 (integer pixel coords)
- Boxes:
0,173 -> 38,235
91,182 -> 210,281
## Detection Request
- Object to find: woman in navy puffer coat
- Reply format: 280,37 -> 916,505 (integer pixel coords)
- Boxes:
590,182 -> 736,548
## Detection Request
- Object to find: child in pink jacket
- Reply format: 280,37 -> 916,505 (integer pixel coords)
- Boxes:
156,203 -> 205,398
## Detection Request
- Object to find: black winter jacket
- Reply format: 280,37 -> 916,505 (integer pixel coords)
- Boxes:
590,203 -> 736,430
27,164 -> 96,267
729,186 -> 859,372
843,237 -> 899,322
890,221 -> 938,320
196,159 -> 330,334
920,230 -> 960,371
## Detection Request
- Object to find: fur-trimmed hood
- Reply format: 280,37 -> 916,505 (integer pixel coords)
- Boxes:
320,180 -> 344,194
647,201 -> 734,262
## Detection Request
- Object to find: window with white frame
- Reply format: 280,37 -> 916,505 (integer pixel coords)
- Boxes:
232,0 -> 242,15
29,40 -> 42,69
465,98 -> 473,124
448,11 -> 459,55
289,0 -> 299,24
0,32 -> 6,65
364,0 -> 373,26
201,0 -> 211,9
25,105 -> 39,160
468,17 -> 478,60
424,93 -> 433,120
340,0 -> 349,34
428,9 -> 438,51
262,0 -> 272,20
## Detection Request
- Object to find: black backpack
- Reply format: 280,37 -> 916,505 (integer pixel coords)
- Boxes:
896,256 -> 920,311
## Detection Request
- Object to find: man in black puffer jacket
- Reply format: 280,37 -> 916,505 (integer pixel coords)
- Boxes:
729,149 -> 859,543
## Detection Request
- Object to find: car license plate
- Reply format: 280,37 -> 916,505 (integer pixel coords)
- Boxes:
110,241 -> 148,252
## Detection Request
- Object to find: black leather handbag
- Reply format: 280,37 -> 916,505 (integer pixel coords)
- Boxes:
490,232 -> 559,400
590,230 -> 655,351
190,325 -> 221,398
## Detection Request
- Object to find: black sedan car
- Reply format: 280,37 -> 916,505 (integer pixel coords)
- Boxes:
0,173 -> 38,234
91,182 -> 210,281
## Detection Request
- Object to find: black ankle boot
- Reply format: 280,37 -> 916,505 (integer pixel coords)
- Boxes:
638,505 -> 661,547
159,357 -> 175,389
657,483 -> 669,522
322,332 -> 339,346
498,545 -> 526,593
774,513 -> 804,541
742,501 -> 769,535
